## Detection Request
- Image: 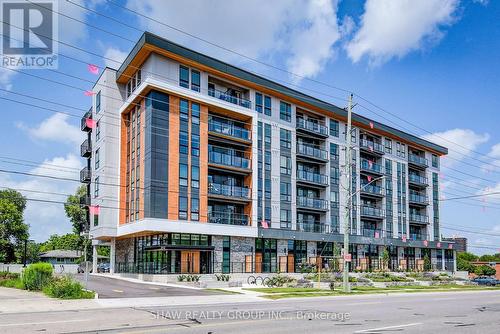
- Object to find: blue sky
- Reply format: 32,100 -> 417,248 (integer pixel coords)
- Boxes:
1,0 -> 499,254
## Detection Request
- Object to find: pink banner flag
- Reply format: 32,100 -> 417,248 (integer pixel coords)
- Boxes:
374,231 -> 380,239
368,160 -> 373,168
402,235 -> 407,243
89,205 -> 100,215
369,122 -> 374,129
84,90 -> 95,96
85,118 -> 96,128
261,220 -> 268,229
367,175 -> 372,182
369,145 -> 373,152
88,64 -> 99,75
448,244 -> 453,249
423,240 -> 428,247
437,242 -> 441,248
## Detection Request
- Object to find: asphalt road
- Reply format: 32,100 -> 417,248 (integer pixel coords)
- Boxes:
73,274 -> 219,298
1,289 -> 500,333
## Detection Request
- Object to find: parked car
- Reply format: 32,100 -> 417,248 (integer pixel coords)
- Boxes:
471,276 -> 500,286
97,262 -> 110,273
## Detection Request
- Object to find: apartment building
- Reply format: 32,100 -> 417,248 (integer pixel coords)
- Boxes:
81,32 -> 456,275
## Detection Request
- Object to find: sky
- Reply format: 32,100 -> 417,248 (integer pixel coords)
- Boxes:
0,0 -> 499,255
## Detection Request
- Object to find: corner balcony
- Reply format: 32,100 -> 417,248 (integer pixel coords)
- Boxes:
208,147 -> 251,174
296,196 -> 329,212
80,139 -> 91,158
296,221 -> 330,234
208,88 -> 251,109
80,109 -> 92,132
296,170 -> 329,188
360,206 -> 385,219
408,174 -> 428,188
409,214 -> 429,225
208,211 -> 250,226
408,154 -> 428,169
360,158 -> 384,175
360,183 -> 384,198
208,118 -> 251,144
296,118 -> 329,138
80,167 -> 91,183
409,192 -> 429,206
79,195 -> 90,206
208,183 -> 251,202
360,139 -> 384,155
296,143 -> 328,162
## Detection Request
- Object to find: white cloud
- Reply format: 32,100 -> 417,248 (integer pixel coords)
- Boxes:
422,128 -> 489,168
0,67 -> 15,90
104,47 -> 128,69
126,0 -> 342,80
17,113 -> 84,146
0,155 -> 82,242
346,0 -> 459,65
481,143 -> 500,173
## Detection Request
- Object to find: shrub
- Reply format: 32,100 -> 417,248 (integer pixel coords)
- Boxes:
177,274 -> 187,282
0,271 -> 20,280
365,273 -> 409,282
215,274 -> 230,281
265,274 -> 296,287
0,277 -> 24,289
22,262 -> 53,291
43,276 -> 94,299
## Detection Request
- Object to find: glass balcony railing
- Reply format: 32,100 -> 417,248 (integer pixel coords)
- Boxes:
297,196 -> 329,210
360,183 -> 383,196
296,221 -> 330,233
80,139 -> 91,158
410,233 -> 425,241
409,214 -> 429,224
208,119 -> 251,141
409,174 -> 428,186
296,143 -> 328,160
208,183 -> 251,199
409,192 -> 429,205
208,148 -> 251,170
360,158 -> 384,174
296,118 -> 328,137
362,228 -> 382,238
296,170 -> 329,186
208,211 -> 250,226
360,139 -> 384,154
360,206 -> 384,218
408,154 -> 428,167
208,88 -> 251,109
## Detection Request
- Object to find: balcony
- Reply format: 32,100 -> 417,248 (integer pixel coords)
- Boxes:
362,228 -> 383,238
296,196 -> 329,211
360,183 -> 384,197
408,154 -> 428,169
409,214 -> 429,224
296,143 -> 328,162
360,158 -> 384,175
409,192 -> 429,206
80,167 -> 91,183
360,206 -> 384,219
208,87 -> 251,109
208,118 -> 251,143
80,109 -> 92,132
296,170 -> 329,187
409,233 -> 426,241
296,118 -> 329,138
208,183 -> 251,202
408,174 -> 428,187
360,139 -> 384,155
79,195 -> 90,206
80,139 -> 91,158
296,221 -> 330,233
208,147 -> 251,173
208,211 -> 250,226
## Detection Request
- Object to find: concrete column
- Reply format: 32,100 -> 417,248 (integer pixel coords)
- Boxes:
441,249 -> 445,271
110,238 -> 116,274
453,250 -> 457,273
92,245 -> 98,273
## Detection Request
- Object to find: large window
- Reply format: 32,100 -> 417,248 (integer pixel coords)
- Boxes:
255,93 -> 263,113
280,101 -> 291,122
280,128 -> 291,149
95,120 -> 100,141
280,210 -> 291,229
191,70 -> 200,92
179,164 -> 188,187
280,155 -> 291,175
432,154 -> 439,168
191,198 -> 199,221
94,176 -> 99,197
191,166 -> 199,188
179,197 -> 188,220
94,148 -> 100,169
280,182 -> 291,202
95,91 -> 101,113
179,65 -> 189,88
264,96 -> 272,116
330,119 -> 339,137
385,138 -> 392,154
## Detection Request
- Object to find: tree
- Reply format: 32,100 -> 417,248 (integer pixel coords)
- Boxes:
459,252 -> 479,262
474,264 -> 496,276
0,190 -> 29,263
479,254 -> 500,262
40,234 -> 82,252
15,240 -> 41,264
64,185 -> 87,234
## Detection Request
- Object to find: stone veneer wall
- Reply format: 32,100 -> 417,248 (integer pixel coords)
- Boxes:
230,236 -> 254,273
116,238 -> 135,264
212,235 -> 223,273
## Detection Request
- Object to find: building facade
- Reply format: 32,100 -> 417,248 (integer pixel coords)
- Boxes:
82,33 -> 456,275
443,237 -> 467,253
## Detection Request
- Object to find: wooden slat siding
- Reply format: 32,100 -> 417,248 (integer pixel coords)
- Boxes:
119,114 -> 128,225
168,96 -> 180,219
139,99 -> 146,220
119,44 -> 446,156
199,104 -> 209,222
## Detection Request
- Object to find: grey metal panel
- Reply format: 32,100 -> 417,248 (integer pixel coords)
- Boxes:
117,32 -> 447,155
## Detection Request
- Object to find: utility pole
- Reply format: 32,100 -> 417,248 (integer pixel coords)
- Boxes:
343,93 -> 353,293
